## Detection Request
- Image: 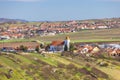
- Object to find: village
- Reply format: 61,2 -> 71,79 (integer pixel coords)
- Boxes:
0,21 -> 120,80
0,38 -> 120,80
0,18 -> 120,59
0,35 -> 120,80
0,0 -> 120,79
0,37 -> 120,59
0,18 -> 120,40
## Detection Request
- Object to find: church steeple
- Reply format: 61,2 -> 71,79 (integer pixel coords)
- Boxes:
64,36 -> 70,51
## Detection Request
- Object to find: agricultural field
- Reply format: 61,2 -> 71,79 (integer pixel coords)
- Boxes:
33,28 -> 120,43
0,42 -> 38,48
0,28 -> 120,44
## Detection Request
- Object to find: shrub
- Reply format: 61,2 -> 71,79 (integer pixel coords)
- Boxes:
70,43 -> 76,51
40,43 -> 44,48
19,45 -> 28,51
35,46 -> 39,52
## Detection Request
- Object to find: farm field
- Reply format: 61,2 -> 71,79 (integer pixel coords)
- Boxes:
0,28 -> 120,44
33,28 -> 120,43
0,42 -> 38,48
0,28 -> 120,49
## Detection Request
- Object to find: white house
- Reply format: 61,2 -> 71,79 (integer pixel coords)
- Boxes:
0,36 -> 10,40
97,26 -> 108,29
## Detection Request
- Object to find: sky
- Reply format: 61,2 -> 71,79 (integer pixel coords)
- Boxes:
0,0 -> 120,21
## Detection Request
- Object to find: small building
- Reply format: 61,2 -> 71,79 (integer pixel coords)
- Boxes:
97,26 -> 108,29
0,36 -> 10,40
49,40 -> 64,52
36,29 -> 47,35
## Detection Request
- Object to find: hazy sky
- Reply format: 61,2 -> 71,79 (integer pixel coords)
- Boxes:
0,0 -> 120,21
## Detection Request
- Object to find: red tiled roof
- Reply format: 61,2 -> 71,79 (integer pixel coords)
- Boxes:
51,40 -> 64,46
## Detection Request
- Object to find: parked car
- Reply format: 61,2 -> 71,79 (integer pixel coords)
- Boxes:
1,47 -> 17,53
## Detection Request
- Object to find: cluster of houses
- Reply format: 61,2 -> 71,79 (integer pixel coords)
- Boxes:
0,42 -> 39,53
0,38 -> 120,57
0,19 -> 120,40
0,25 -> 37,40
73,43 -> 120,57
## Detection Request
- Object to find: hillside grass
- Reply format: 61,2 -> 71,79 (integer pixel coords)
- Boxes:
0,52 -> 120,80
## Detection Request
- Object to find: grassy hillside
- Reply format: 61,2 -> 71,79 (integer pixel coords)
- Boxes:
0,52 -> 120,80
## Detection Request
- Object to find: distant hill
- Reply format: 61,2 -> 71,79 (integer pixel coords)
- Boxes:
0,17 -> 120,23
0,18 -> 28,23
0,17 -> 120,28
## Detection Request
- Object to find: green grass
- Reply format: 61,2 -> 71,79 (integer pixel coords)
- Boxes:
0,56 -> 19,68
0,52 -> 120,80
46,53 -> 82,68
27,53 -> 58,67
73,39 -> 120,43
0,55 -> 28,80
0,39 -> 32,43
